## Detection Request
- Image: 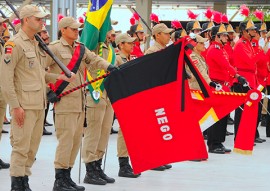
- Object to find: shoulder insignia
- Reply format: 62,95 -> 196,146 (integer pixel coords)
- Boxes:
50,40 -> 60,45
242,39 -> 246,44
251,42 -> 256,47
4,53 -> 11,64
214,44 -> 220,49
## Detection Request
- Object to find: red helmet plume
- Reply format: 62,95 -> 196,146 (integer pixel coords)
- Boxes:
204,8 -> 213,20
187,9 -> 199,20
240,4 -> 249,17
150,13 -> 159,24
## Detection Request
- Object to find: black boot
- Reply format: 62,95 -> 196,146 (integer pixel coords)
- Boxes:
64,168 -> 85,191
95,159 -> 115,183
11,176 -> 24,191
83,162 -> 107,185
43,127 -> 52,135
22,176 -> 32,191
118,157 -> 140,178
0,159 -> 10,169
53,169 -> 76,191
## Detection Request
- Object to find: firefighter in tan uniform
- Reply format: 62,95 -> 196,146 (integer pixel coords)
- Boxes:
0,5 -> 75,191
145,23 -> 174,171
188,34 -> 213,90
46,17 -> 114,191
114,33 -> 140,178
145,23 -> 174,55
82,30 -> 115,186
0,16 -> 10,170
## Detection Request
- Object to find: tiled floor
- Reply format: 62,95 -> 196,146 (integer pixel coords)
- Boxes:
0,110 -> 269,191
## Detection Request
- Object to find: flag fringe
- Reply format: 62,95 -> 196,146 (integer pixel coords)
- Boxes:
233,148 -> 253,155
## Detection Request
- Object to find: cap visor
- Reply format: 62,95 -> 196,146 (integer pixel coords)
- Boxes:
0,18 -> 9,23
70,23 -> 84,29
34,12 -> 50,18
126,37 -> 137,42
164,28 -> 174,34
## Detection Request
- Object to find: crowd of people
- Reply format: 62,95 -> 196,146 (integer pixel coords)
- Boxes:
0,3 -> 270,191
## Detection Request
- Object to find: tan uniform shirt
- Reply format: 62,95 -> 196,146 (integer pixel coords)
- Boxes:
115,52 -> 132,67
188,51 -> 211,90
145,41 -> 165,55
46,37 -> 110,113
0,29 -> 57,110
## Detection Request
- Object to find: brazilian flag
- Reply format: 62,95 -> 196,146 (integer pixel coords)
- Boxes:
80,0 -> 113,51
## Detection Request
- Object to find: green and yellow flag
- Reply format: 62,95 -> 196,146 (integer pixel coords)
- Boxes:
86,43 -> 115,103
81,0 -> 115,103
80,0 -> 113,51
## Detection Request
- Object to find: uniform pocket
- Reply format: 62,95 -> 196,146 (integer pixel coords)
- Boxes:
24,51 -> 37,69
21,81 -> 43,106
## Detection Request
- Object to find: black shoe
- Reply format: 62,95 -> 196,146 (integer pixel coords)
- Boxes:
110,128 -> 118,134
44,121 -> 53,126
1,129 -> 8,133
53,169 -> 76,191
164,164 -> 172,169
220,145 -> 231,153
22,176 -> 32,191
84,162 -> 107,185
118,157 -> 140,178
151,166 -> 166,171
11,176 -> 24,191
226,130 -> 234,136
65,168 -> 85,191
255,137 -> 264,143
95,159 -> 115,183
227,117 -> 234,125
43,127 -> 52,135
0,159 -> 10,169
208,147 -> 225,154
3,121 -> 10,125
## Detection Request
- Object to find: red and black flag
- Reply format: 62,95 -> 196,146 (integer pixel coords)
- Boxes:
104,37 -> 258,174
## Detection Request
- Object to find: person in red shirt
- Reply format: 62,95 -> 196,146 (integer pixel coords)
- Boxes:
128,23 -> 146,58
232,19 -> 260,139
206,24 -> 246,154
252,23 -> 268,143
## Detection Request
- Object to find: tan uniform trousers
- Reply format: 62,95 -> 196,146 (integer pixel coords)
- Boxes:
117,128 -> 129,157
10,109 -> 44,177
0,90 -> 7,141
82,95 -> 113,163
54,112 -> 85,169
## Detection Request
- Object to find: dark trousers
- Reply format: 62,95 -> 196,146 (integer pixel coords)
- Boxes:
44,102 -> 50,124
232,83 -> 250,139
265,86 -> 270,137
207,115 -> 228,148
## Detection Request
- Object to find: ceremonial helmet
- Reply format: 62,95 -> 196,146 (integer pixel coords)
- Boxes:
186,21 -> 202,34
239,19 -> 256,31
211,24 -> 228,38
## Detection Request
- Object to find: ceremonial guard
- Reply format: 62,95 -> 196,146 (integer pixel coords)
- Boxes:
82,29 -> 116,185
206,24 -> 245,154
145,23 -> 174,170
114,33 -> 140,178
252,23 -> 268,143
0,5 -> 75,191
46,17 -> 114,191
0,16 -> 10,170
232,19 -> 259,139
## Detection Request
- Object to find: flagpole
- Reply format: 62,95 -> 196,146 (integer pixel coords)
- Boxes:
57,73 -> 110,99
